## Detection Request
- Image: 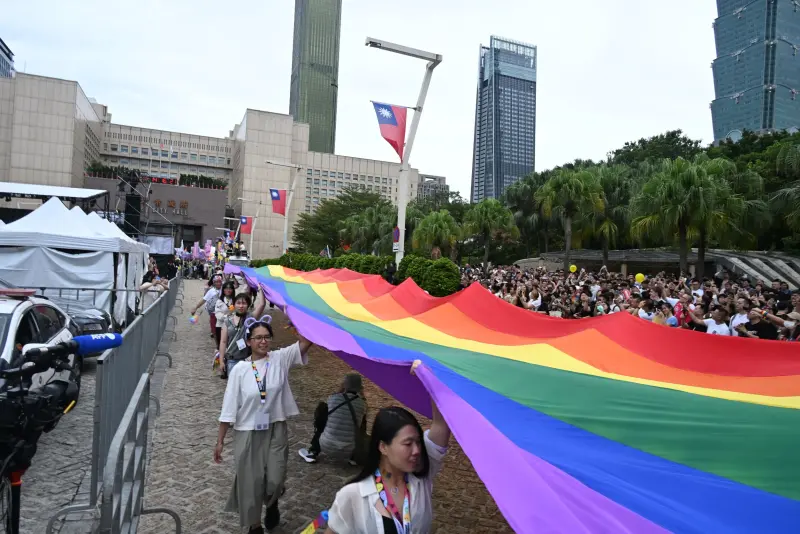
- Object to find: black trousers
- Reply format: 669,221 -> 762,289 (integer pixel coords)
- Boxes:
308,402 -> 328,455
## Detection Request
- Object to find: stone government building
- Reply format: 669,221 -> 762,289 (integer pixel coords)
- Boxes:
0,72 -> 448,258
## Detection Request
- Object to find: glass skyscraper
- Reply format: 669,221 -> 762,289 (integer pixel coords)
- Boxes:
289,0 -> 342,154
471,36 -> 537,203
711,0 -> 800,142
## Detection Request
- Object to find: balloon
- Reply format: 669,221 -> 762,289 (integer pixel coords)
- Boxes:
635,273 -> 645,283
569,264 -> 577,273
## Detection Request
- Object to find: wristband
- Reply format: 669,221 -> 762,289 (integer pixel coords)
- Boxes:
762,310 -> 768,319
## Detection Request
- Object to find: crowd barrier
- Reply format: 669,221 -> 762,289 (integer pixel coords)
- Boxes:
99,375 -> 181,534
45,274 -> 184,533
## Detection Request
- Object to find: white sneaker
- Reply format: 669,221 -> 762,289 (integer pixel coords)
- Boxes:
298,448 -> 317,463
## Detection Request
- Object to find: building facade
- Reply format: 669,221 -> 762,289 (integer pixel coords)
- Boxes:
0,38 -> 13,79
471,36 -> 537,203
289,0 -> 342,154
710,0 -> 800,142
418,174 -> 449,199
0,73 -> 102,187
0,73 -> 421,259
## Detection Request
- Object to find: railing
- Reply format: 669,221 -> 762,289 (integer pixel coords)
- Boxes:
99,374 -> 181,534
45,273 -> 183,533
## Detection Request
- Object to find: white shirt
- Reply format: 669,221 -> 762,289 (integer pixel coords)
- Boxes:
219,342 -> 307,430
638,309 -> 655,321
729,313 -> 749,336
703,319 -> 731,336
203,287 -> 219,313
328,430 -> 447,534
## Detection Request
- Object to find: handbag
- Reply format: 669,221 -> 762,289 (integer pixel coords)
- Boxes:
344,395 -> 369,466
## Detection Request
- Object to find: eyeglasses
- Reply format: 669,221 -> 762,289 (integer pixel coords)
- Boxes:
251,335 -> 270,343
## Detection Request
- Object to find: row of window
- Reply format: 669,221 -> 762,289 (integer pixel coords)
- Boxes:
306,168 -> 395,183
107,158 -> 228,176
105,131 -> 230,153
105,144 -> 231,165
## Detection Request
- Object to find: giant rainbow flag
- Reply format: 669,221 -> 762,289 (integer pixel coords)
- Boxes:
226,264 -> 800,533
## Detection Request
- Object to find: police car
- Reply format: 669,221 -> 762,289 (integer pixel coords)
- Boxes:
0,289 -> 81,407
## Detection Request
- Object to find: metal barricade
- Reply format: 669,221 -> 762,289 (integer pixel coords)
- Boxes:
46,275 -> 183,533
99,374 -> 181,534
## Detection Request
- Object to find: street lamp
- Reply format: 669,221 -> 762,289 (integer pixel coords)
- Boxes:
365,37 -> 442,264
264,159 -> 302,254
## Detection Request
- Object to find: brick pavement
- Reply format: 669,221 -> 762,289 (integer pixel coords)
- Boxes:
17,359 -> 98,534
138,280 -> 512,534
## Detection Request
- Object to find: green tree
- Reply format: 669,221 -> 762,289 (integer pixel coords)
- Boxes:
339,203 -> 396,255
412,209 -> 461,259
610,129 -> 703,166
463,199 -> 519,272
504,174 -> 549,256
292,189 -> 387,253
535,169 -> 605,272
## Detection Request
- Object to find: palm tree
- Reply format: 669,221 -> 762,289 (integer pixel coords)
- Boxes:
581,165 -> 636,265
412,209 -> 461,259
339,204 -> 396,255
504,174 -> 549,256
534,169 -> 605,272
463,199 -> 519,272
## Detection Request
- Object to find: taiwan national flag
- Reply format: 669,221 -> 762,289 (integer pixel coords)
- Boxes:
239,216 -> 253,234
270,188 -> 287,216
371,102 -> 407,161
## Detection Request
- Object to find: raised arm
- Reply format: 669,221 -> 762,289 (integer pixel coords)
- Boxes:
252,286 -> 267,317
410,360 -> 451,449
298,333 -> 313,356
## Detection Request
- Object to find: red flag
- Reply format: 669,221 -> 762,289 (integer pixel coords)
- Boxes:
239,216 -> 253,234
270,189 -> 287,216
371,102 -> 407,161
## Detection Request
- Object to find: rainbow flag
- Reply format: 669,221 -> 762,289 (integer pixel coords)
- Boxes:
226,265 -> 800,533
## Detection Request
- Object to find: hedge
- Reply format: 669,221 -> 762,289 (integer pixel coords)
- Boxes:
249,253 -> 460,296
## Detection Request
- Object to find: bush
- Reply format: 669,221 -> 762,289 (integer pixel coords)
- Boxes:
421,258 -> 460,296
250,252 -> 398,279
248,258 -> 283,268
405,257 -> 432,286
396,253 -> 418,283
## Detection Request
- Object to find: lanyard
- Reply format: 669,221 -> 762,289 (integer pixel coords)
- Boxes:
374,469 -> 411,534
250,360 -> 269,404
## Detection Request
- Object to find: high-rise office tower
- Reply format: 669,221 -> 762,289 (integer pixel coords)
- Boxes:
710,0 -> 800,142
289,0 -> 342,154
0,38 -> 14,78
471,36 -> 537,203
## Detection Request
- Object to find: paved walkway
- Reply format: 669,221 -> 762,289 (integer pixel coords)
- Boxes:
138,280 -> 511,534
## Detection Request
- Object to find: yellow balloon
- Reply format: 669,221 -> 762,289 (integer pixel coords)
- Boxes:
635,273 -> 645,283
569,264 -> 577,273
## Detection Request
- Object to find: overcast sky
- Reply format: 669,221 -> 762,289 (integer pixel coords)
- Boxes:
4,0 -> 718,197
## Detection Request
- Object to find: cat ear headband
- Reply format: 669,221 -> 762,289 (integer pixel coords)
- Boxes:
244,315 -> 273,335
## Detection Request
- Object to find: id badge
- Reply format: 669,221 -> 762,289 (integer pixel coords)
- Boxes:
254,409 -> 270,431
236,338 -> 246,350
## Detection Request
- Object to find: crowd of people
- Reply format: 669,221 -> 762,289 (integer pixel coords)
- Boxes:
462,264 -> 799,340
186,256 -> 798,533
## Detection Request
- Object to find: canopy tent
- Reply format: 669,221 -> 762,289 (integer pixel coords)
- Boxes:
226,264 -> 800,534
0,198 -> 150,323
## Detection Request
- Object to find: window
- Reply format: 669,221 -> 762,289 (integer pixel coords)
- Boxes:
321,179 -> 328,186
368,176 -> 373,182
314,169 -> 320,176
120,145 -> 129,153
382,177 -> 387,184
120,159 -> 129,165
314,178 -> 320,185
171,151 -> 178,159
209,156 -> 216,164
131,147 -> 139,154
103,143 -> 108,150
382,186 -> 387,192
161,162 -> 168,169
190,153 -> 197,161
321,188 -> 327,195
33,305 -> 65,341
161,150 -> 168,158
142,148 -> 149,155
330,180 -> 336,187
181,152 -> 187,160
344,173 -> 351,179
200,155 -> 207,163
110,144 -> 118,152
338,172 -> 343,179
322,171 -> 328,177
307,168 -> 313,175
360,175 -> 366,181
313,188 -> 319,194
226,158 -> 231,165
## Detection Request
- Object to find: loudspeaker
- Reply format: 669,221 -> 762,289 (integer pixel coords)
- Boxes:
124,194 -> 141,237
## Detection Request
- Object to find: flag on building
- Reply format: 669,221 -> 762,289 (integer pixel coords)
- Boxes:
371,101 -> 408,161
270,189 -> 287,216
239,216 -> 253,234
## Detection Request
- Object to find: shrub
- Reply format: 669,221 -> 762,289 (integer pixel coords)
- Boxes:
405,257 -> 432,286
396,253 -> 418,283
421,258 -> 460,297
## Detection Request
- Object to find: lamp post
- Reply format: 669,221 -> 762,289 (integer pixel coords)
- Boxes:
237,197 -> 262,255
264,159 -> 302,254
365,37 -> 442,264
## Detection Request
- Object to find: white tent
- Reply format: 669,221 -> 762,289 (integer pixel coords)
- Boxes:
0,198 -> 150,324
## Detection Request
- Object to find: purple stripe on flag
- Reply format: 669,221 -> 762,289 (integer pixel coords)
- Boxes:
414,365 -> 668,534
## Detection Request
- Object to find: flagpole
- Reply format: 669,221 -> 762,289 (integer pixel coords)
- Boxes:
364,38 -> 442,265
250,204 -> 261,256
282,167 -> 300,254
